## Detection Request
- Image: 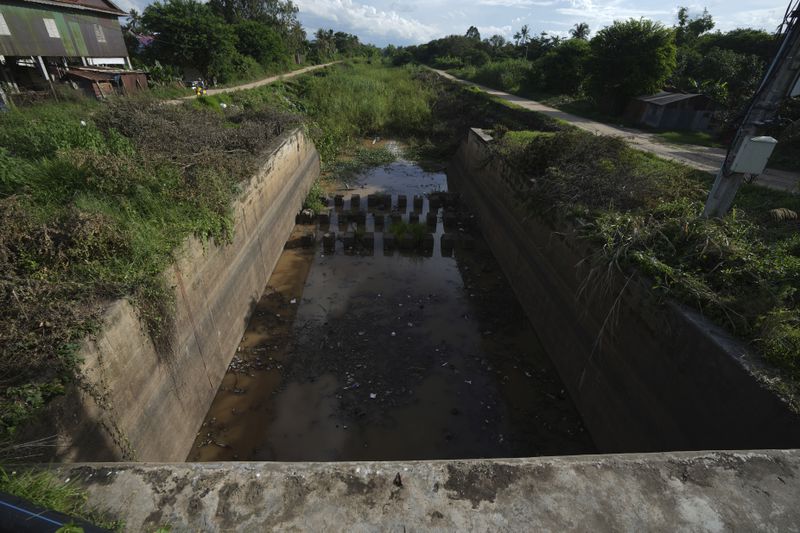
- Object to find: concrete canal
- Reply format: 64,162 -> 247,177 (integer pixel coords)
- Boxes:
189,146 -> 595,461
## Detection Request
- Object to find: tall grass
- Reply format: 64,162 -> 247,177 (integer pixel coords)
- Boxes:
230,62 -> 433,164
496,128 -> 800,393
0,98 -> 296,436
452,59 -> 536,93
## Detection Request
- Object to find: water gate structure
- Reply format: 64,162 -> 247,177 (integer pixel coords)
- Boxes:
20,129 -> 800,530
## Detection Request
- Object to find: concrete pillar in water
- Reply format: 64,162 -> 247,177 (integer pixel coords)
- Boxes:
443,211 -> 457,230
361,232 -> 375,252
441,234 -> 455,256
351,194 -> 361,209
426,212 -> 437,228
422,233 -> 434,254
323,232 -> 336,253
318,211 -> 331,227
343,232 -> 355,250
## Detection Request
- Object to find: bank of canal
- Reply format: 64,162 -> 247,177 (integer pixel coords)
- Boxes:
189,147 -> 594,461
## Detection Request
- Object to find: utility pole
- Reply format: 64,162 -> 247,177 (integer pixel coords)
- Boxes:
703,0 -> 800,218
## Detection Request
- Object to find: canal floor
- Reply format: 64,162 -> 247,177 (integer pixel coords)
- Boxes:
188,151 -> 594,461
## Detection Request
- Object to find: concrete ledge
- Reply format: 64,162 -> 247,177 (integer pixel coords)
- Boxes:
50,450 -> 800,531
20,129 -> 320,462
449,128 -> 800,452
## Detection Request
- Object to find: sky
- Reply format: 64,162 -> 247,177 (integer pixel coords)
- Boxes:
118,0 -> 792,48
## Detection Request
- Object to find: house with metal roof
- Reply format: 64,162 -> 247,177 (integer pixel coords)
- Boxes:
624,91 -> 716,132
0,0 -> 131,97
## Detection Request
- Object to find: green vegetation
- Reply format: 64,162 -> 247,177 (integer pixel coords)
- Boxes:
656,131 -> 724,148
0,467 -> 121,530
389,5 -> 789,147
0,98 -> 296,436
126,0 -> 377,85
494,128 -> 800,396
588,19 -> 677,113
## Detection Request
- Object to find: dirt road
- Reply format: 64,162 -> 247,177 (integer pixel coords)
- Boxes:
167,62 -> 339,104
433,69 -> 799,193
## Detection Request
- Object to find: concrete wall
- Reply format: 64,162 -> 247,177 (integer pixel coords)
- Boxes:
449,128 -> 800,452
52,450 -> 800,531
22,129 -> 319,462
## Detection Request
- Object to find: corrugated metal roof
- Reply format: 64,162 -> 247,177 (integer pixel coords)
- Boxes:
17,0 -> 126,16
636,91 -> 706,106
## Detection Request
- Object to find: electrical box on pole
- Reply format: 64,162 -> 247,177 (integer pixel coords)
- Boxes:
730,136 -> 778,174
703,0 -> 800,218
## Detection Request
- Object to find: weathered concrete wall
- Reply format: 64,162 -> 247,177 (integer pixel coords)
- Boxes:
23,129 -> 319,462
449,128 -> 800,452
52,450 -> 800,531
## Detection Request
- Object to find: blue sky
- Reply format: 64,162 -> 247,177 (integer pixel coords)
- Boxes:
119,0 -> 791,47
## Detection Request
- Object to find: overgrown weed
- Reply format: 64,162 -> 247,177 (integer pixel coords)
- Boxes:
0,98 -> 297,436
495,128 -> 800,388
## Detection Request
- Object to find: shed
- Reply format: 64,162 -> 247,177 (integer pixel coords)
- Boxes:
64,66 -> 146,97
625,91 -> 716,132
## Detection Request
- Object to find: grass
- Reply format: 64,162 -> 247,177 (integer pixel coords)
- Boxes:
656,131 -> 724,148
0,96 -> 297,437
0,467 -> 121,530
494,127 -> 800,401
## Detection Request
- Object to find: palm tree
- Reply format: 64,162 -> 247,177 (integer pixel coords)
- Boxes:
519,25 -> 530,59
570,22 -> 590,40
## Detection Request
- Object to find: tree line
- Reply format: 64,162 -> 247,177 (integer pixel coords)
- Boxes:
386,8 -> 779,122
123,0 -> 379,84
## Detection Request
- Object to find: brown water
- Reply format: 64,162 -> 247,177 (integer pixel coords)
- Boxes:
188,150 -> 595,461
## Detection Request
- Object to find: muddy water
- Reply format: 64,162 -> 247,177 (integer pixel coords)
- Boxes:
188,150 -> 595,461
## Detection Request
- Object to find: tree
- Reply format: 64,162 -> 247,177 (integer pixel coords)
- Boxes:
465,26 -> 481,41
570,22 -> 590,40
588,18 -> 677,112
537,38 -> 590,94
515,24 -> 531,59
487,34 -> 506,50
142,0 -> 233,73
675,6 -> 714,46
234,20 -> 287,66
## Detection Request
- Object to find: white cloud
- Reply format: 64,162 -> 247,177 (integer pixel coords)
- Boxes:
477,24 -> 514,38
477,0 -> 555,6
557,0 -> 671,25
296,0 -> 438,42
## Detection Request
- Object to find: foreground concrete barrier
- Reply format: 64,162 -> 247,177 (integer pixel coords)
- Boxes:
49,450 -> 800,531
450,128 -> 800,452
22,129 -> 320,461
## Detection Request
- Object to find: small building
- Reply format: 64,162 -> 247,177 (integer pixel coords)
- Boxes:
625,91 -> 716,132
0,0 -> 131,96
64,66 -> 146,97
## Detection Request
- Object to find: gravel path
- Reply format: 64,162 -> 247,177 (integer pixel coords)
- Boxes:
166,62 -> 340,104
433,68 -> 798,193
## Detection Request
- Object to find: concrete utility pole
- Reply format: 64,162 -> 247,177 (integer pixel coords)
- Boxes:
703,0 -> 800,218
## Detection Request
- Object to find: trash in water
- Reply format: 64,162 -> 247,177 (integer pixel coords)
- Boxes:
290,298 -> 297,304
369,393 -> 378,399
